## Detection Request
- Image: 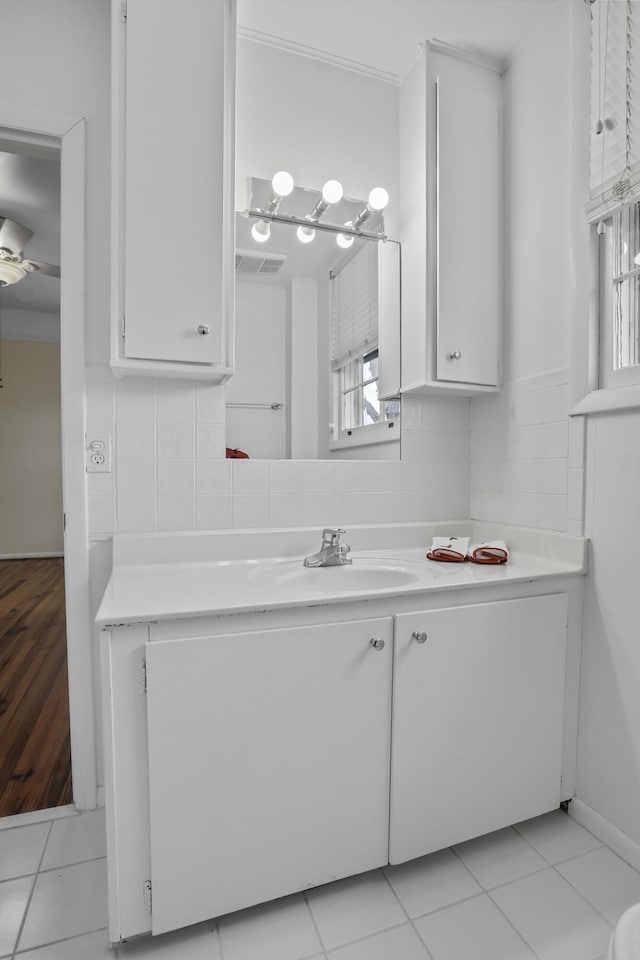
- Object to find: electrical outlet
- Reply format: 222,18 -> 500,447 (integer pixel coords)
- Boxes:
86,433 -> 112,473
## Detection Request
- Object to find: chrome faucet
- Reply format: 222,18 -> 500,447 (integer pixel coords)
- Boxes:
303,528 -> 353,567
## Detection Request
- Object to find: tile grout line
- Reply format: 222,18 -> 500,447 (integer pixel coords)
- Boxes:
14,927 -> 109,958
379,864 -> 437,960
302,890 -> 328,955
548,860 -> 616,932
11,819 -> 53,960
448,832 -> 549,960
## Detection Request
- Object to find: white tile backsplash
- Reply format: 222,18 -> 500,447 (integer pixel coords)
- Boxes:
470,370 -> 578,533
232,494 -> 269,528
157,496 -> 196,531
116,381 -> 155,421
157,460 -> 195,498
196,494 -> 233,530
155,382 -> 195,422
157,420 -> 195,460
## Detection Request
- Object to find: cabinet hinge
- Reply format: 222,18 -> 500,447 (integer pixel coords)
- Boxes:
121,315 -> 126,339
143,879 -> 152,913
120,0 -> 127,23
138,661 -> 147,695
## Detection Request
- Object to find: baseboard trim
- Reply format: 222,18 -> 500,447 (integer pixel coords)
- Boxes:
0,803 -> 77,831
0,552 -> 64,560
570,797 -> 640,872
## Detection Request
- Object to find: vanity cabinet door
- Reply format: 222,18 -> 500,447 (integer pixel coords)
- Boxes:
112,0 -> 235,378
145,618 -> 393,934
389,594 -> 568,864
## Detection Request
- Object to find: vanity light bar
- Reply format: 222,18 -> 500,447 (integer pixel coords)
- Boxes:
246,209 -> 387,242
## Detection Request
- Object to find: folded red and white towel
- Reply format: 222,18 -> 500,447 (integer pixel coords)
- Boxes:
426,537 -> 510,564
426,537 -> 470,562
467,540 -> 509,564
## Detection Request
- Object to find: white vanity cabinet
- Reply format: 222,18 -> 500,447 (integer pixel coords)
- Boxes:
400,43 -> 501,396
110,0 -> 235,380
389,595 -> 568,864
100,581 -> 578,943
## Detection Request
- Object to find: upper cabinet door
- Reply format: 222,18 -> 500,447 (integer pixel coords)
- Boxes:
434,52 -> 500,387
399,44 -> 501,396
112,0 -> 235,378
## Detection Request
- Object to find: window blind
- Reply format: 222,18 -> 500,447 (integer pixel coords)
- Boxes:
587,0 -> 640,222
330,241 -> 378,370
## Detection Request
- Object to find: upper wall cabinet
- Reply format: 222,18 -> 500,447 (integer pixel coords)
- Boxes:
111,0 -> 236,380
400,43 -> 502,396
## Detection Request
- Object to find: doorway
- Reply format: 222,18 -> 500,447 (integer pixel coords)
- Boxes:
0,111 -> 95,819
0,146 -> 73,816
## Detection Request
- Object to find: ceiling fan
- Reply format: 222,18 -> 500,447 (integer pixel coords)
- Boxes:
0,216 -> 60,287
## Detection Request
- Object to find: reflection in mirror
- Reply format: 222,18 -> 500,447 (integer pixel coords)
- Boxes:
230,177 -> 401,460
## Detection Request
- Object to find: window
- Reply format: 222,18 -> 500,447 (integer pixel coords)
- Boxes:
330,242 -> 400,447
574,0 -> 640,413
599,202 -> 640,389
337,348 -> 400,440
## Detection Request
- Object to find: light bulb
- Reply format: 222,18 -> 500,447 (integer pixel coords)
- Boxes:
251,220 -> 271,243
336,231 -> 354,249
297,225 -> 315,244
271,170 -> 294,198
368,186 -> 389,211
322,180 -> 343,205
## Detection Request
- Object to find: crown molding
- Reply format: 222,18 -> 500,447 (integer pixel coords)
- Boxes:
237,26 -> 400,86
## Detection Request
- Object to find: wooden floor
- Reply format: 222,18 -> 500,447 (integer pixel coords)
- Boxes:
0,558 -> 72,817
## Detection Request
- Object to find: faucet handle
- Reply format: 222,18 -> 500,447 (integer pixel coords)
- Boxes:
322,527 -> 344,544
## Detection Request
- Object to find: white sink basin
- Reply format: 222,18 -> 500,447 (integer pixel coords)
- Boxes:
248,557 -> 425,594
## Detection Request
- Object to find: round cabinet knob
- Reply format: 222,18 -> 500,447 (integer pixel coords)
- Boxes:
197,324 -> 211,336
370,637 -> 385,650
448,350 -> 462,360
412,631 -> 428,644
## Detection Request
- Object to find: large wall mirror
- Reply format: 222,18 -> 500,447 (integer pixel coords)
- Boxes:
233,5 -> 402,461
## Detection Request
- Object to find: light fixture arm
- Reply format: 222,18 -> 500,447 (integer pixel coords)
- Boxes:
244,209 -> 387,242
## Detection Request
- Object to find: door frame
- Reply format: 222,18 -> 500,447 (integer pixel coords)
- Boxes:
0,103 -> 96,811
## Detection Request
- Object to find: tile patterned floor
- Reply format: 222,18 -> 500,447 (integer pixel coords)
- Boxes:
0,807 -> 638,959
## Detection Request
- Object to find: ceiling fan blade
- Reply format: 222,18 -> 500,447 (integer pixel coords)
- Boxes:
0,217 -> 33,256
25,259 -> 61,278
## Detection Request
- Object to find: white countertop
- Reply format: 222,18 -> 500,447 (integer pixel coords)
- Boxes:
95,522 -> 588,626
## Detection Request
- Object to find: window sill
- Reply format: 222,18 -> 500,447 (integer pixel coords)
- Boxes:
570,384 -> 640,416
329,420 -> 400,450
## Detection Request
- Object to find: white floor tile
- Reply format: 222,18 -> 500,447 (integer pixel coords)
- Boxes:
18,858 -> 108,952
0,874 -> 35,958
41,810 -> 107,870
306,870 -> 406,950
490,867 -> 612,960
118,919 -> 221,958
514,810 -> 602,864
326,923 -> 430,960
218,893 -> 322,960
16,929 -> 112,959
413,893 -> 536,960
556,846 -> 640,925
0,821 -> 49,881
383,848 -> 481,918
453,826 -> 547,889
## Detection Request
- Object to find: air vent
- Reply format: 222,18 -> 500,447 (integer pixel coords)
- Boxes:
235,249 -> 286,275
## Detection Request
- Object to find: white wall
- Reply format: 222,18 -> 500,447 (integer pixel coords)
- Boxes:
576,412 -> 640,846
470,0 -> 576,534
0,340 -> 63,556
